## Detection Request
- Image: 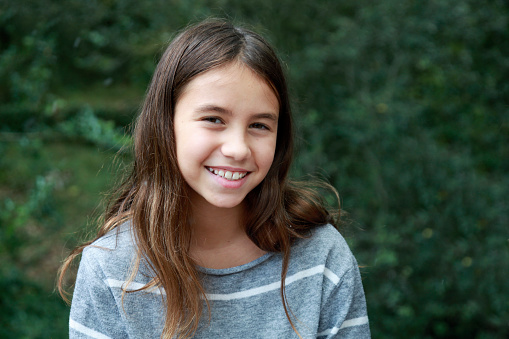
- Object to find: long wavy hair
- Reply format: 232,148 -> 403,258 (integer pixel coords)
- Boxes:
58,19 -> 338,338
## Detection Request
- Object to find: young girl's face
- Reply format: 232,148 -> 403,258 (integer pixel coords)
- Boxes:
173,62 -> 279,210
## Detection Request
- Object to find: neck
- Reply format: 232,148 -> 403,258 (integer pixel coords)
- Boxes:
188,193 -> 265,269
190,199 -> 246,250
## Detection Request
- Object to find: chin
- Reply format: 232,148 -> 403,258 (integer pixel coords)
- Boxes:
208,196 -> 246,209
212,202 -> 244,210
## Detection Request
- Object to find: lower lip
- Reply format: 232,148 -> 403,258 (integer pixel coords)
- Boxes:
207,169 -> 249,189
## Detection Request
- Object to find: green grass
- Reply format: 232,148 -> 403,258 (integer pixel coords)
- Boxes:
57,83 -> 144,126
0,138 -> 131,338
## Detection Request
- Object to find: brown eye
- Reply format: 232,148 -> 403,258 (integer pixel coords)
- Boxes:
250,123 -> 269,130
203,117 -> 223,124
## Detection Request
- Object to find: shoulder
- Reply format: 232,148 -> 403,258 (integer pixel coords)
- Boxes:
295,224 -> 353,257
80,221 -> 137,278
291,224 -> 358,276
88,220 -> 134,248
309,224 -> 349,249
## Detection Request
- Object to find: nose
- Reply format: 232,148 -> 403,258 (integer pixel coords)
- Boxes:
221,130 -> 251,161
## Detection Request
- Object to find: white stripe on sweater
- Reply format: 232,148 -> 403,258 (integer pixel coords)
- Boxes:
70,318 -> 112,339
105,279 -> 164,295
316,316 -> 369,336
207,265 -> 339,300
105,264 -> 340,300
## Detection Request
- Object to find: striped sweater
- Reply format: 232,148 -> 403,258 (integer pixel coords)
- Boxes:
70,223 -> 370,338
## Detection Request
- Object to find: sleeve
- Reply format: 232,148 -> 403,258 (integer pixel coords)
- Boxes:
317,257 -> 371,338
69,249 -> 128,339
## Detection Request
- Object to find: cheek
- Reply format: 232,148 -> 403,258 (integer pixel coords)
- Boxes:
256,138 -> 278,173
176,130 -> 214,167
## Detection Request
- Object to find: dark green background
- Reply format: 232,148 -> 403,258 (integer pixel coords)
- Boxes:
1,0 -> 508,337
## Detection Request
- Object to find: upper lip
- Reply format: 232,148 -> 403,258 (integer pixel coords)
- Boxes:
206,166 -> 250,172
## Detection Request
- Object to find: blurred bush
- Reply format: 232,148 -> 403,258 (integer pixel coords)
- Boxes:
1,0 -> 508,337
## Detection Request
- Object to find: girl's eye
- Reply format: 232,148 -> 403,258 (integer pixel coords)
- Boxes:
250,123 -> 269,130
203,117 -> 223,124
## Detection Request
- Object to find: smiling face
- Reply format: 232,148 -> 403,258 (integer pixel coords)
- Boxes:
173,62 -> 279,211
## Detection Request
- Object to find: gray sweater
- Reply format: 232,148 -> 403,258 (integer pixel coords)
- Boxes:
70,223 -> 370,338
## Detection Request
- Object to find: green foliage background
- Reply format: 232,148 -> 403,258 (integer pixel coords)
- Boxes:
1,0 -> 508,337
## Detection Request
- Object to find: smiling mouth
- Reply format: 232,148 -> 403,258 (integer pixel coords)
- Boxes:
207,167 -> 248,181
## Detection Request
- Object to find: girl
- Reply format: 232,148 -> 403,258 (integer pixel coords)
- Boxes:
58,19 -> 370,338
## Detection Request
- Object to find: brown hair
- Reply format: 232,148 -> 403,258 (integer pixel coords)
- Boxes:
58,19 -> 338,338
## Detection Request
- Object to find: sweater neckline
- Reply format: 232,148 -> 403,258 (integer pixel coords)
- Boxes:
196,252 -> 275,276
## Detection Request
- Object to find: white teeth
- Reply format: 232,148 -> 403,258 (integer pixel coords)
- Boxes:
207,167 -> 247,181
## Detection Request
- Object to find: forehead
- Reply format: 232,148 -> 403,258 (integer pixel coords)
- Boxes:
176,62 -> 280,115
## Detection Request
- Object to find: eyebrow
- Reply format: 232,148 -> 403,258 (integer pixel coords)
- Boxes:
195,104 -> 278,121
